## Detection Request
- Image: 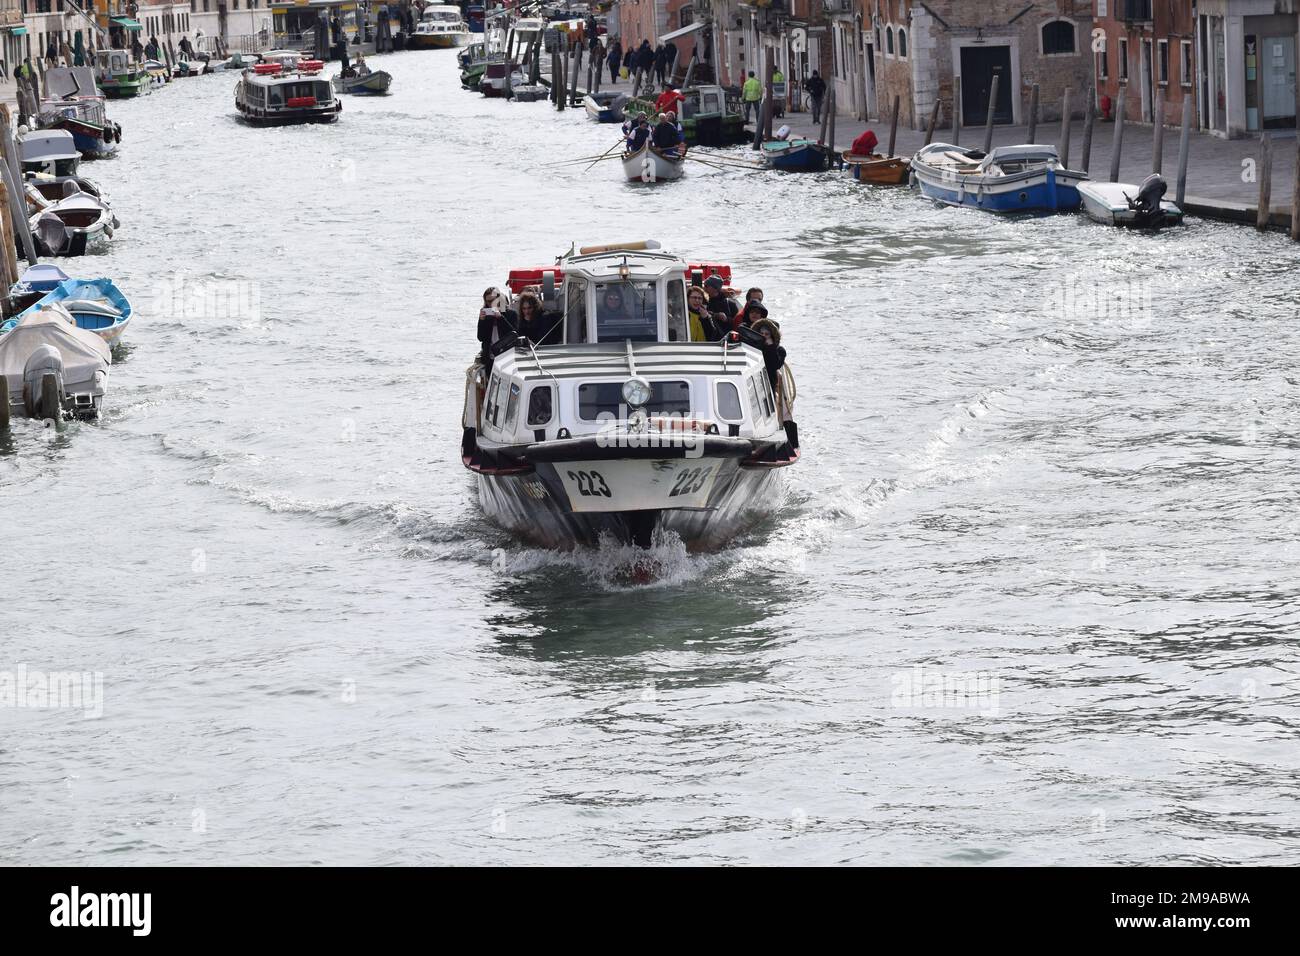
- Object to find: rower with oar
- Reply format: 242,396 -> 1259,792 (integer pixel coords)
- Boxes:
650,111 -> 684,158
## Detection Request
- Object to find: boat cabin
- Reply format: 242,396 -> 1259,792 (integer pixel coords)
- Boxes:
471,242 -> 782,449
18,130 -> 81,177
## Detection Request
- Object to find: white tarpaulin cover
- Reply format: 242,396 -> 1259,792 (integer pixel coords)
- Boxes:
43,67 -> 99,101
0,307 -> 110,401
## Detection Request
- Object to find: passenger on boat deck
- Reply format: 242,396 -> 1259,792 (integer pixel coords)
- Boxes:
751,318 -> 786,390
703,275 -> 739,325
745,287 -> 764,304
477,287 -> 513,367
355,53 -> 370,75
850,129 -> 879,158
625,116 -> 651,152
651,113 -> 684,154
686,285 -> 713,342
655,83 -> 684,115
505,291 -> 559,346
740,299 -> 767,329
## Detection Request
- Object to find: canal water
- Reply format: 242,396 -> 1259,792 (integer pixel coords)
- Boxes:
2,50 -> 1297,865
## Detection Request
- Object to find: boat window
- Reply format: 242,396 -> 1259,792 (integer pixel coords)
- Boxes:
268,84 -> 284,106
746,375 -> 763,422
761,377 -> 776,417
594,280 -> 657,342
486,374 -> 502,427
715,381 -> 743,422
565,277 -> 587,343
316,82 -> 332,102
665,280 -> 686,342
526,386 -> 553,426
702,92 -> 720,113
504,382 -> 521,429
578,381 -> 690,420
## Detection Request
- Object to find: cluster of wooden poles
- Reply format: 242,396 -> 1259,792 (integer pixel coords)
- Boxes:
0,105 -> 40,318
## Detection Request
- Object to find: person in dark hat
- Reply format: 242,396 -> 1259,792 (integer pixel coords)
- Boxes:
703,274 -> 738,326
739,299 -> 768,329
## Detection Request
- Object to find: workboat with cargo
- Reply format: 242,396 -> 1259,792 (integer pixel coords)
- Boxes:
462,241 -> 798,550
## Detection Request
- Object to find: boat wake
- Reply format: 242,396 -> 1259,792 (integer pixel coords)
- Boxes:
483,529 -> 717,591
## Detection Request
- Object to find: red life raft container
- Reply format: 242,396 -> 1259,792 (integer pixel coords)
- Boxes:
253,63 -> 282,75
686,263 -> 731,285
286,96 -> 318,108
298,59 -> 325,73
507,267 -> 564,294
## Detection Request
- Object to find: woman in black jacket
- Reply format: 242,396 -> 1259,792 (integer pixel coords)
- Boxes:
751,317 -> 786,391
607,40 -> 622,83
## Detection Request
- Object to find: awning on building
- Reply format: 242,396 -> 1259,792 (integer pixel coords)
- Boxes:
110,17 -> 143,31
7,26 -> 28,36
660,22 -> 705,43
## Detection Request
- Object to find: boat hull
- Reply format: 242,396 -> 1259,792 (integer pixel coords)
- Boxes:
99,78 -> 149,99
476,457 -> 784,551
333,70 -> 392,95
1078,181 -> 1184,228
622,143 -> 684,182
911,146 -> 1086,214
236,101 -> 342,126
409,34 -> 470,49
845,152 -> 909,185
762,140 -> 831,172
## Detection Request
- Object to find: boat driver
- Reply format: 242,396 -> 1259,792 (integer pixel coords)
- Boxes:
599,286 -> 626,324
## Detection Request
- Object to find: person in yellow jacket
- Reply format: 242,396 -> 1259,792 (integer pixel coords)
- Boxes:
741,71 -> 762,123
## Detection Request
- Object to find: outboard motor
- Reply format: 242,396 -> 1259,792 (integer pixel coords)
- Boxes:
31,211 -> 69,257
1131,173 -> 1168,228
22,343 -> 63,420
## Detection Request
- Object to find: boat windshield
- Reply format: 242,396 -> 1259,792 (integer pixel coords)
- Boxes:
594,280 -> 657,342
425,11 -> 462,22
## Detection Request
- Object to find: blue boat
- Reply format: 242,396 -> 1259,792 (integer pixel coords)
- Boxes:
582,91 -> 627,123
910,143 -> 1086,214
760,137 -> 832,172
1,277 -> 132,347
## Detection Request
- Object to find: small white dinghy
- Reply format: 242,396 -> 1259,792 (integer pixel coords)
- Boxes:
621,142 -> 684,183
1078,174 -> 1184,229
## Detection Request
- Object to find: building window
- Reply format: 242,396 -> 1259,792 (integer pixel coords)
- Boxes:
679,5 -> 692,29
897,28 -> 907,60
1180,39 -> 1192,86
1118,37 -> 1129,80
885,26 -> 894,57
1041,19 -> 1077,56
1096,36 -> 1108,79
1157,38 -> 1168,85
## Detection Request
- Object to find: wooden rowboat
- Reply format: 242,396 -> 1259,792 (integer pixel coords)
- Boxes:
621,142 -> 684,183
843,152 -> 910,185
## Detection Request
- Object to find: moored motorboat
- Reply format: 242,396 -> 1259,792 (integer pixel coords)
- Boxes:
1078,175 -> 1184,229
911,143 -> 1086,214
332,69 -> 393,95
622,142 -> 684,182
844,152 -> 910,185
142,60 -> 170,88
0,306 -> 111,421
29,192 -> 118,257
2,278 -> 133,347
94,49 -> 150,98
18,130 -> 82,177
583,91 -> 628,123
37,67 -> 122,160
7,264 -> 70,314
462,241 -> 798,550
761,137 -> 832,172
409,5 -> 472,49
235,60 -> 340,126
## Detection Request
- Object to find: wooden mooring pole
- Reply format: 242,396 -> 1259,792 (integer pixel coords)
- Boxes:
1027,83 -> 1039,142
1109,85 -> 1126,183
923,97 -> 941,147
887,94 -> 900,157
951,76 -> 961,146
1058,88 -> 1073,168
1256,133 -> 1273,231
1175,95 -> 1193,207
1080,97 -> 1094,173
1152,90 -> 1165,174
982,73 -> 999,154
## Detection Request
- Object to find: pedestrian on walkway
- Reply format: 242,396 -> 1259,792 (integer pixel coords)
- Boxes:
806,70 -> 826,123
607,39 -> 622,83
742,71 -> 762,124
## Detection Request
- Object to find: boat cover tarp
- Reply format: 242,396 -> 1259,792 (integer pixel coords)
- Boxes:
0,307 -> 110,401
44,67 -> 100,101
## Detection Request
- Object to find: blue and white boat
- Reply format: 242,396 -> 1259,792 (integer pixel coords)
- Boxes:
1,278 -> 132,347
910,143 -> 1086,214
760,137 -> 832,173
582,91 -> 627,123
